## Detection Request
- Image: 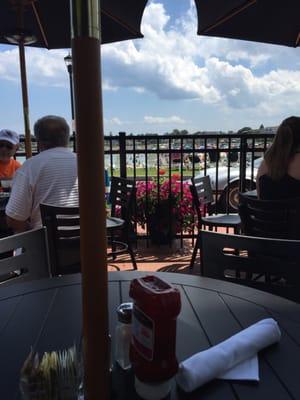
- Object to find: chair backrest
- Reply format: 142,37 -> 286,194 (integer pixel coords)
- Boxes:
109,177 -> 136,224
40,204 -> 80,276
239,193 -> 300,239
201,230 -> 300,302
0,228 -> 50,287
190,175 -> 214,226
191,175 -> 214,206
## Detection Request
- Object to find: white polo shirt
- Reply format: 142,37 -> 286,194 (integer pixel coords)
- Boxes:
6,147 -> 79,229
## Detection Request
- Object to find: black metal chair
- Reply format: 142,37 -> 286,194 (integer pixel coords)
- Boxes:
0,193 -> 13,238
40,204 -> 81,276
41,178 -> 137,275
239,193 -> 300,239
201,230 -> 300,302
0,228 -> 50,287
189,175 -> 241,272
109,176 -> 137,270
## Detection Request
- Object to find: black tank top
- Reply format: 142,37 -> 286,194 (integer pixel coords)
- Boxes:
259,174 -> 300,200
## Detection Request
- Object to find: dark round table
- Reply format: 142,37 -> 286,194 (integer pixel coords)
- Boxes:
0,271 -> 300,399
106,216 -> 124,231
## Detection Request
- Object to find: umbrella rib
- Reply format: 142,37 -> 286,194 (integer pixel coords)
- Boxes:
296,33 -> 300,47
31,2 -> 49,48
101,8 -> 141,36
201,0 -> 256,34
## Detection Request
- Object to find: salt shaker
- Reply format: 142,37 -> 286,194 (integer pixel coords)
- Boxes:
115,302 -> 133,370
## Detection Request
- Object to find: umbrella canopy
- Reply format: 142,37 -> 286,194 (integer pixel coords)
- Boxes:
1,0 -> 146,48
0,0 -> 147,158
195,0 -> 300,47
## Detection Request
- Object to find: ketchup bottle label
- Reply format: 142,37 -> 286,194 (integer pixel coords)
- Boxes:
132,305 -> 154,361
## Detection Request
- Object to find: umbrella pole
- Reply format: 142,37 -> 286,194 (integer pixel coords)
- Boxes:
18,42 -> 32,159
70,0 -> 109,399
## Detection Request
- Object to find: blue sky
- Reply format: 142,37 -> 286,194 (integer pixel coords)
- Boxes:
1,0 -> 300,135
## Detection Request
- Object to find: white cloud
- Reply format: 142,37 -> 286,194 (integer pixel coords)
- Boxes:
0,47 -> 67,86
205,57 -> 300,109
133,87 -> 145,93
144,115 -> 185,124
101,3 -> 221,102
226,50 -> 270,68
104,117 -> 122,125
101,1 -> 300,112
102,81 -> 118,91
142,2 -> 170,33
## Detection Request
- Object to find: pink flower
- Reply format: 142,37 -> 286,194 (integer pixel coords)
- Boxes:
134,178 -> 197,232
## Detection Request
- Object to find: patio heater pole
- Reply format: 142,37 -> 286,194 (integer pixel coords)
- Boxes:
18,41 -> 32,159
64,54 -> 76,151
5,2 -> 34,159
70,0 -> 109,399
17,2 -> 32,159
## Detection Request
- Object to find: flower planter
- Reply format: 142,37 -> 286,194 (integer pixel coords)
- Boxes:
147,199 -> 177,245
135,176 -> 196,241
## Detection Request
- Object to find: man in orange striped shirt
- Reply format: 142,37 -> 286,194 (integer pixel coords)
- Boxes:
0,130 -> 21,179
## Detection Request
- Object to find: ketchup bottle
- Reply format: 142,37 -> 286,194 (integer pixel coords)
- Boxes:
129,275 -> 181,400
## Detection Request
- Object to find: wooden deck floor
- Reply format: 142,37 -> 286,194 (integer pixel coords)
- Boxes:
107,238 -> 200,275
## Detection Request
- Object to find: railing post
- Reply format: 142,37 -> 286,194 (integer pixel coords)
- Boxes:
239,135 -> 247,192
119,132 -> 127,178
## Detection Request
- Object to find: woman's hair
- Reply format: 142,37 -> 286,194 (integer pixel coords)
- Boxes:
34,115 -> 70,148
264,116 -> 300,180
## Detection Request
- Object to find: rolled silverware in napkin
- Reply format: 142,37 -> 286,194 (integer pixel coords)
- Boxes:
176,318 -> 281,392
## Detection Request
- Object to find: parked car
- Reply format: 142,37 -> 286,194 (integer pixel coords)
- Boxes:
198,157 -> 262,212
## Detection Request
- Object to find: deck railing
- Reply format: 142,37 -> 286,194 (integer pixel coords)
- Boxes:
104,132 -> 275,244
15,132 -> 275,243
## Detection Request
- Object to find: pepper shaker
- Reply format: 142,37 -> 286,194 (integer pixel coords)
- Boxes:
115,302 -> 133,370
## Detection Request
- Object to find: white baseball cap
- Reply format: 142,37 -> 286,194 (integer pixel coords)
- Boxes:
0,129 -> 19,145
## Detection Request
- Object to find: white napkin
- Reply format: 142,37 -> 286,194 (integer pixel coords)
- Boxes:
219,355 -> 258,380
176,318 -> 281,392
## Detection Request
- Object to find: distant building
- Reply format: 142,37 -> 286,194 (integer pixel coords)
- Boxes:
262,126 -> 277,133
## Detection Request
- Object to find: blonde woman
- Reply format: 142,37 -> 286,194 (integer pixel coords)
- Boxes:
256,116 -> 300,199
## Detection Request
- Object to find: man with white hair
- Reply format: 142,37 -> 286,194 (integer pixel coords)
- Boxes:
6,115 -> 79,233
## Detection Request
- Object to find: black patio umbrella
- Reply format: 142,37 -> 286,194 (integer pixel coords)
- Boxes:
1,0 -> 146,48
1,1 -> 148,398
195,0 -> 300,47
1,0 -> 147,158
